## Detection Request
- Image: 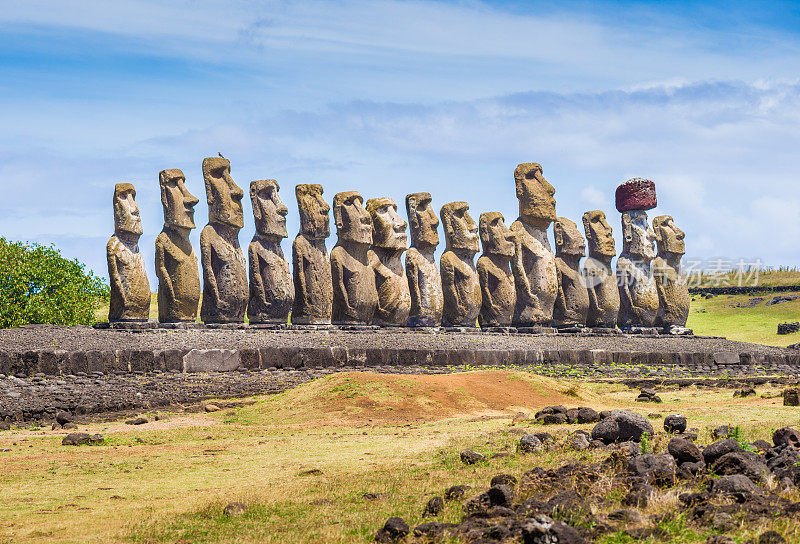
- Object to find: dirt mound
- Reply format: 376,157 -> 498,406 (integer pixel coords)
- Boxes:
272,370 -> 601,425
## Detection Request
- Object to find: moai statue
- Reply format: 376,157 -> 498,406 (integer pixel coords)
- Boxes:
477,212 -> 516,327
199,157 -> 248,323
247,180 -> 294,324
107,183 -> 150,321
553,217 -> 589,327
405,192 -> 443,327
155,169 -> 201,322
367,197 -> 411,326
652,215 -> 690,328
330,191 -> 378,324
582,210 -> 620,328
511,163 -> 558,326
615,178 -> 659,328
292,184 -> 333,324
440,202 -> 481,327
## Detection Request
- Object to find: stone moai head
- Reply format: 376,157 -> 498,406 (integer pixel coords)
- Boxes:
554,217 -> 586,257
366,197 -> 407,250
251,180 -> 288,239
202,157 -> 244,229
406,192 -> 439,249
621,210 -> 656,261
479,212 -> 515,257
582,210 -> 615,259
333,191 -> 372,245
159,169 -> 199,231
114,183 -> 142,236
515,163 -> 556,228
440,201 -> 479,253
653,215 -> 685,256
295,183 -> 331,239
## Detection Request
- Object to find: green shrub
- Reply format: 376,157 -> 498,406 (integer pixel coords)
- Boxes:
0,238 -> 108,328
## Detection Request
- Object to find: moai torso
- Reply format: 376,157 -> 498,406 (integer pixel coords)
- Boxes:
616,209 -> 659,327
440,201 -> 481,327
582,210 -> 619,328
553,217 -> 589,327
107,183 -> 150,321
156,169 -> 200,323
248,180 -> 294,324
292,184 -> 332,324
406,248 -> 443,326
477,212 -> 515,326
652,215 -> 690,327
511,220 -> 558,325
584,256 -> 619,327
367,197 -> 410,326
405,192 -> 443,327
331,191 -> 378,324
510,163 -> 558,326
199,157 -> 247,323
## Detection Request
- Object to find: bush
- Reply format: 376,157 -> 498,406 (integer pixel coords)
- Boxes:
0,238 -> 108,328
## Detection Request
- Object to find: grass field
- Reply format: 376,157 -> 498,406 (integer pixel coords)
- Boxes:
687,293 -> 800,347
2,370 -> 800,544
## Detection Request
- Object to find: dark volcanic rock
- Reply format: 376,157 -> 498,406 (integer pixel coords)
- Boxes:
664,414 -> 687,433
521,514 -> 586,544
375,517 -> 410,543
668,437 -> 703,464
628,454 -> 677,487
62,432 -> 103,446
576,407 -> 600,423
591,410 -> 654,444
783,389 -> 800,406
422,496 -> 444,517
711,474 -> 757,495
773,427 -> 800,449
460,450 -> 486,465
703,439 -> 741,464
713,451 -> 769,482
519,434 -> 543,453
444,485 -> 469,501
55,411 -> 72,425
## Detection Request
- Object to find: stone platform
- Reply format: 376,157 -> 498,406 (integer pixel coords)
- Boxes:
0,324 -> 796,377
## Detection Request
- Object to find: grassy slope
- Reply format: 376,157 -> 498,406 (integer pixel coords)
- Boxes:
688,294 -> 800,347
692,269 -> 800,289
1,371 -> 800,544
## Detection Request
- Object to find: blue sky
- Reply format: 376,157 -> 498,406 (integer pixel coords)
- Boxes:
1,0 -> 799,282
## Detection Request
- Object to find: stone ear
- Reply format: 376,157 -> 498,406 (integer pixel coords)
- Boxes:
554,223 -> 564,247
622,214 -> 633,242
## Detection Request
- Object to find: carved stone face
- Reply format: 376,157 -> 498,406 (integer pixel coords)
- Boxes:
479,212 -> 515,257
653,215 -> 685,255
515,163 -> 556,228
296,184 -> 331,239
366,197 -> 407,250
406,192 -> 439,249
334,191 -> 372,245
441,201 -> 479,253
251,180 -> 288,238
159,169 -> 199,231
554,217 -> 586,257
114,183 -> 142,236
203,157 -> 244,229
582,210 -> 615,258
622,210 -> 656,261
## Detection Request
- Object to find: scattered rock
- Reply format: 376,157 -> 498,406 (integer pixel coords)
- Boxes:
668,437 -> 702,464
628,454 -> 677,487
538,413 -> 568,425
713,451 -> 769,482
125,417 -> 148,425
591,410 -> 654,444
422,496 -> 444,517
711,425 -> 734,440
519,434 -> 543,453
460,450 -> 486,465
777,322 -> 800,335
576,407 -> 601,423
55,411 -> 72,425
204,403 -> 221,412
520,514 -> 586,544
62,432 -> 103,446
783,389 -> 800,406
733,387 -> 756,398
703,438 -> 741,464
711,474 -> 757,495
223,501 -> 246,517
490,474 -> 517,487
758,531 -> 787,544
512,412 -> 529,425
62,422 -> 77,430
664,414 -> 687,433
571,434 -> 590,451
375,517 -> 409,543
444,485 -> 469,501
773,427 -> 800,449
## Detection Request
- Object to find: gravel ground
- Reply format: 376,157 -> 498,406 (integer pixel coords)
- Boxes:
0,325 -> 792,356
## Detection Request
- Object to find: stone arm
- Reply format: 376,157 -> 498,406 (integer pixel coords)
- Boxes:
292,239 -> 310,308
200,228 -> 227,312
405,253 -> 421,311
554,264 -> 567,319
368,250 -> 388,315
441,255 -> 467,319
477,260 -> 493,315
155,237 -> 175,304
652,257 -> 668,306
617,259 -> 643,316
106,239 -> 126,307
510,227 -> 535,304
584,264 -> 601,316
330,250 -> 354,317
249,243 -> 269,309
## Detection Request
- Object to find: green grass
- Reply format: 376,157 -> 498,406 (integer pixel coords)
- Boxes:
688,293 -> 800,346
692,268 -> 800,289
